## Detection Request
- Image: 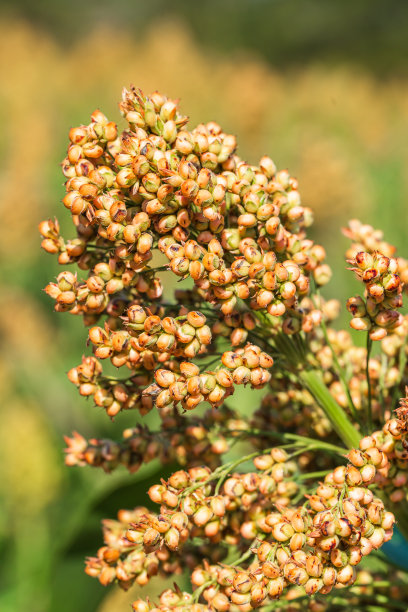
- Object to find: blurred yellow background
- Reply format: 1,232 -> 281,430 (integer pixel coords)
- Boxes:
1,2 -> 408,611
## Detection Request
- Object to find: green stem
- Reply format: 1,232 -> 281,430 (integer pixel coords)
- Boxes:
229,539 -> 260,567
262,595 -> 310,610
247,330 -> 274,351
299,369 -> 360,449
251,310 -> 361,450
319,312 -> 360,423
183,451 -> 260,498
379,352 -> 387,423
143,265 -> 169,275
84,244 -> 113,251
296,469 -> 332,481
192,580 -> 215,603
272,331 -> 301,366
227,428 -> 347,455
200,355 -> 222,371
366,333 -> 373,433
214,452 -> 259,495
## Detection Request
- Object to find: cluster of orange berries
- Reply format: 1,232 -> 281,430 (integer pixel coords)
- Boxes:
191,451 -> 393,609
131,568 -> 408,612
132,590 -> 208,612
144,344 -> 273,412
44,261 -> 163,326
85,448 -> 300,592
124,307 -> 212,357
159,233 -> 329,320
64,406 -> 244,473
85,507 -> 186,591
359,391 -> 408,504
144,448 -> 298,535
87,307 -> 212,374
67,343 -> 273,419
41,87 -> 332,333
87,437 -> 395,611
344,219 -> 408,292
85,438 -> 395,609
347,250 -> 403,341
67,355 -> 152,417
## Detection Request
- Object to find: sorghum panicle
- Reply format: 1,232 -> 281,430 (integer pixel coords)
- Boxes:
39,88 -> 408,611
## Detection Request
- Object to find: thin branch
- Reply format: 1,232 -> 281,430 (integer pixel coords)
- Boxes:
366,333 -> 373,433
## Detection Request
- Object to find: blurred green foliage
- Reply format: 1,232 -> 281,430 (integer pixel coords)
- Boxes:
2,0 -> 408,74
0,2 -> 407,611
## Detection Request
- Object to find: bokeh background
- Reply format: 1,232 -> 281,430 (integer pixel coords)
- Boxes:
1,1 -> 408,611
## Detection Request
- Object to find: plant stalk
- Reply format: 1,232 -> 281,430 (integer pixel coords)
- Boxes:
299,368 -> 361,449
366,333 -> 373,433
319,313 -> 360,422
